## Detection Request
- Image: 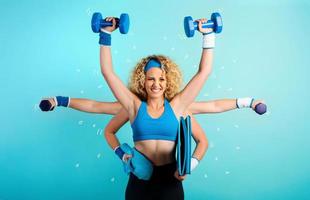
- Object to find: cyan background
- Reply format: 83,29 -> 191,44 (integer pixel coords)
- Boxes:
1,0 -> 309,199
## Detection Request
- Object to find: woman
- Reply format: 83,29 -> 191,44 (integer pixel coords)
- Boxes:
40,15 -> 263,198
98,16 -> 214,199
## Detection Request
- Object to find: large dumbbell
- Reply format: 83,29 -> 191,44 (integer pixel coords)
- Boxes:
91,12 -> 130,34
184,12 -> 223,37
254,103 -> 267,115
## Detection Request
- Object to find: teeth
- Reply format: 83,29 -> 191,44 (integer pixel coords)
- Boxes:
151,88 -> 160,92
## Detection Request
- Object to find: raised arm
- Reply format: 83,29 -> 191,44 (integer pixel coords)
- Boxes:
172,19 -> 215,114
98,18 -> 139,119
178,48 -> 213,106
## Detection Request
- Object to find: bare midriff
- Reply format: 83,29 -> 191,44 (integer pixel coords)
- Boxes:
135,140 -> 176,166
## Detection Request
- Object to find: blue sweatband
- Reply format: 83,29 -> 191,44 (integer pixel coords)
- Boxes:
115,146 -> 125,160
99,32 -> 111,46
203,31 -> 214,35
144,59 -> 161,72
56,96 -> 69,107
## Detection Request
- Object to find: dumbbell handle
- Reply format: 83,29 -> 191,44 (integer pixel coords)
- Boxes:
99,18 -> 120,28
192,20 -> 214,30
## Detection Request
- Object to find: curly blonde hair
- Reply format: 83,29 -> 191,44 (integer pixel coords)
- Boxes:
128,55 -> 182,101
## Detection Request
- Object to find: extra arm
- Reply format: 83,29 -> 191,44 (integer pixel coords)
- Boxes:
189,99 -> 265,114
173,49 -> 213,114
69,98 -> 122,114
104,108 -> 129,150
172,20 -> 214,115
190,115 -> 208,161
99,19 -> 139,119
40,97 -> 122,114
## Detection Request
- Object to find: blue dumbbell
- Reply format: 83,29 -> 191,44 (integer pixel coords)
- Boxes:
91,12 -> 130,34
184,12 -> 223,37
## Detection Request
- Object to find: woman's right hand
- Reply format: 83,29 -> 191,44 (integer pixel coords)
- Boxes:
39,97 -> 57,111
174,169 -> 186,181
100,17 -> 117,33
123,154 -> 133,163
196,18 -> 213,34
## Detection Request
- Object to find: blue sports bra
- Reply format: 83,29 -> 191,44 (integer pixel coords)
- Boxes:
131,99 -> 179,142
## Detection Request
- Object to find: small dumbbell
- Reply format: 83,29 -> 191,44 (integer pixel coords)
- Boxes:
39,99 -> 54,111
91,12 -> 130,34
184,12 -> 223,37
254,103 -> 267,115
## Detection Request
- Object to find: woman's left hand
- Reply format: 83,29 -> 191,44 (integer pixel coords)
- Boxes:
196,18 -> 213,34
251,99 -> 265,110
174,169 -> 186,181
100,17 -> 117,33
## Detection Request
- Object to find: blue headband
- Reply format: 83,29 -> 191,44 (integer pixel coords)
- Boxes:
144,59 -> 161,72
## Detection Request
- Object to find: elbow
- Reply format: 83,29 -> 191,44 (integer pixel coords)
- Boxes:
202,140 -> 208,152
201,135 -> 209,152
213,102 -> 224,113
203,68 -> 212,77
100,62 -> 112,77
104,127 -> 113,140
197,69 -> 211,80
196,135 -> 209,152
113,103 -> 123,115
100,67 -> 109,78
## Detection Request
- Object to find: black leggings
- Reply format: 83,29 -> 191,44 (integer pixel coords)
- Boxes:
125,162 -> 184,200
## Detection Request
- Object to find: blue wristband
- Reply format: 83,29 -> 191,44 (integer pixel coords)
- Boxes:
115,146 -> 125,160
99,32 -> 111,46
203,31 -> 214,35
56,96 -> 69,107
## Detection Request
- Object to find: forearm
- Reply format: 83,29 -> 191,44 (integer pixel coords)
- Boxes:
100,45 -> 114,76
192,137 -> 208,161
104,131 -> 121,150
212,99 -> 237,113
198,48 -> 213,75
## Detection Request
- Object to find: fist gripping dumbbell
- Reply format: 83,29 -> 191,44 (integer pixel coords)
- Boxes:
91,12 -> 130,34
39,99 -> 54,111
39,96 -> 70,112
254,103 -> 267,115
184,12 -> 223,37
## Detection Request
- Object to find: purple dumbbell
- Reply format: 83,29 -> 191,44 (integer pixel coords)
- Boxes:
254,103 -> 267,115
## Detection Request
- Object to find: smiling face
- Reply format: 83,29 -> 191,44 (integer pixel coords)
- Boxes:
144,67 -> 167,99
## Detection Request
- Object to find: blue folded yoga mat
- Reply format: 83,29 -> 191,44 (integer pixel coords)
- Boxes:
177,116 -> 192,176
